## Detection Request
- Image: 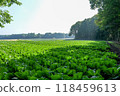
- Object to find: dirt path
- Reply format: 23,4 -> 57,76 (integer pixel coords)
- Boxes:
107,41 -> 120,64
0,39 -> 20,41
107,41 -> 120,54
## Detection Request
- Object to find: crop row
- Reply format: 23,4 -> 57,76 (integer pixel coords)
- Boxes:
0,40 -> 120,80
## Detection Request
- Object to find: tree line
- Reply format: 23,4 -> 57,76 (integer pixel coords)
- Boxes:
1,0 -> 120,41
0,33 -> 74,39
69,0 -> 120,41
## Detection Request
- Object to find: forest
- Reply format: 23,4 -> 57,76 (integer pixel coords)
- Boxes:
69,0 -> 120,41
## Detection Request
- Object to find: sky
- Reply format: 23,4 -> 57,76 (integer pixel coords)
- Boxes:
0,0 -> 98,35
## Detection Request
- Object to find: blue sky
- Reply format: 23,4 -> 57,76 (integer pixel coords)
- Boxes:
0,0 -> 97,35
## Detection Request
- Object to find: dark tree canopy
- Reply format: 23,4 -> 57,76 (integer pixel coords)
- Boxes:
89,0 -> 120,41
0,0 -> 22,28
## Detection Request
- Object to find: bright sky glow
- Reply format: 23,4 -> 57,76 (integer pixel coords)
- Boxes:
0,0 -> 97,35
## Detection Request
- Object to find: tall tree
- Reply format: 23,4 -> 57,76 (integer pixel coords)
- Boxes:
0,0 -> 22,28
69,21 -> 81,37
89,0 -> 120,41
69,16 -> 99,40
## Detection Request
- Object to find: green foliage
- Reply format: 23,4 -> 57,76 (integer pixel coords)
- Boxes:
0,0 -> 22,28
51,74 -> 62,80
71,0 -> 120,41
73,72 -> 83,80
28,76 -> 38,80
50,63 -> 59,70
69,16 -> 99,40
0,40 -> 119,80
89,0 -> 120,41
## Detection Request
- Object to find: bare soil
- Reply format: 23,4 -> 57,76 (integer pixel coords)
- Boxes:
107,41 -> 120,64
0,39 -> 20,41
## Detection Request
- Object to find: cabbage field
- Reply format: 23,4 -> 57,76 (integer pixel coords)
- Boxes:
0,40 -> 120,80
